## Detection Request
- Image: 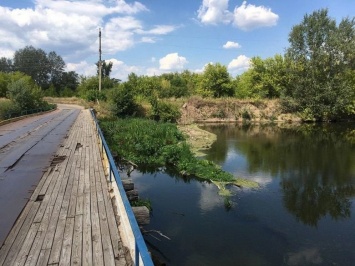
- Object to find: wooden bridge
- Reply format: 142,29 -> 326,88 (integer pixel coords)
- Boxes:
0,109 -> 152,265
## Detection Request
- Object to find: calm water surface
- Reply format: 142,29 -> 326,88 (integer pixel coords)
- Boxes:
129,123 -> 355,266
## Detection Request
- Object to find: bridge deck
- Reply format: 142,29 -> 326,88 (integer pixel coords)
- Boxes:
0,109 -> 128,266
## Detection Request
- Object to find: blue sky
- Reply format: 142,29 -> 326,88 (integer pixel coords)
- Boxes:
0,0 -> 354,80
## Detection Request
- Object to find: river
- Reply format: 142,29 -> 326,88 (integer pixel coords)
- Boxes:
128,122 -> 355,265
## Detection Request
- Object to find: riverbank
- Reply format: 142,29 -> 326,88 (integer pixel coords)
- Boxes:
178,97 -> 301,124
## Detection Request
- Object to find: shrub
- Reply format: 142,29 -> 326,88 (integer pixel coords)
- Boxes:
85,89 -> 106,102
110,84 -> 139,118
7,78 -> 44,110
0,99 -> 20,120
149,97 -> 181,123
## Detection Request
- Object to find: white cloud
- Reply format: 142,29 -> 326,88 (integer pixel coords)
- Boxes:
67,58 -> 141,81
136,25 -> 178,35
232,1 -> 279,31
146,67 -> 163,77
159,53 -> 188,70
66,61 -> 96,77
196,1 -> 278,30
0,0 -> 180,78
228,55 -> 251,74
106,58 -> 140,81
223,41 -> 241,49
141,37 -> 156,43
197,0 -> 232,25
34,0 -> 148,16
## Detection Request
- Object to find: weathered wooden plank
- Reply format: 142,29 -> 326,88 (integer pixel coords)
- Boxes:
1,201 -> 41,266
26,200 -> 53,266
33,169 -> 60,223
70,215 -> 82,266
82,192 -> 92,265
48,217 -> 66,264
48,124 -> 79,264
24,229 -> 43,266
97,193 -> 115,266
1,109 -> 130,266
35,249 -> 50,266
89,141 -> 104,266
13,222 -> 40,266
0,200 -> 34,265
59,217 -> 75,266
67,164 -> 80,218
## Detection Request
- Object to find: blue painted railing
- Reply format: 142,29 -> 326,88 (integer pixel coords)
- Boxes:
90,109 -> 153,266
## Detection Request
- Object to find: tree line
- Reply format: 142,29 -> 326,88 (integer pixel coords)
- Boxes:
0,9 -> 354,121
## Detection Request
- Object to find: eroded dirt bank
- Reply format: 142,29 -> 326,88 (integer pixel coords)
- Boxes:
178,97 -> 301,125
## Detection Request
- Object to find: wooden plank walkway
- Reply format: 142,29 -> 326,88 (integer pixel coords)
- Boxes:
0,110 -> 129,266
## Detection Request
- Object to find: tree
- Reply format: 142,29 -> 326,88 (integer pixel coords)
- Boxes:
199,63 -> 233,97
96,60 -> 113,78
285,9 -> 355,120
47,51 -> 65,90
236,55 -> 290,99
13,46 -> 50,88
0,57 -> 12,72
60,71 -> 79,92
110,83 -> 139,117
0,72 -> 31,97
7,77 -> 44,110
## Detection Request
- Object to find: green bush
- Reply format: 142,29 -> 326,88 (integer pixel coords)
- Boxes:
0,99 -> 20,120
85,89 -> 106,102
110,84 -> 140,118
149,97 -> 181,123
7,78 -> 44,110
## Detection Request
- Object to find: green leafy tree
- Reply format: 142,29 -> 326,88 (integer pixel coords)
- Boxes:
0,72 -> 31,97
199,63 -> 233,97
158,72 -> 190,98
13,46 -> 50,88
285,9 -> 355,120
7,77 -> 44,110
47,51 -> 65,90
110,83 -> 139,117
96,60 -> 113,78
0,57 -> 12,72
60,71 -> 79,92
236,55 -> 290,99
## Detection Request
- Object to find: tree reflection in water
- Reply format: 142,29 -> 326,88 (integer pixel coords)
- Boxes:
203,123 -> 355,226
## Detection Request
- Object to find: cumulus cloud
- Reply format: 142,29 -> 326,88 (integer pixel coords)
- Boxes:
197,0 -> 278,30
233,1 -> 279,31
159,53 -> 188,70
0,0 -> 179,77
197,0 -> 232,25
106,58 -> 140,81
223,41 -> 241,49
34,0 -> 148,16
67,58 -> 141,81
66,61 -> 96,77
228,55 -> 250,74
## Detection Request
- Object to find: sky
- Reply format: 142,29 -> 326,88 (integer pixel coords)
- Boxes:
0,0 -> 354,81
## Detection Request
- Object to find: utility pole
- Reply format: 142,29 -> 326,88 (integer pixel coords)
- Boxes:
98,28 -> 102,92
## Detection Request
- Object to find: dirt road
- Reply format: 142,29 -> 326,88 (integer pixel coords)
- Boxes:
0,105 -> 82,246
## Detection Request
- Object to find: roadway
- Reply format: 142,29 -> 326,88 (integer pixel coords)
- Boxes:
0,105 -> 81,246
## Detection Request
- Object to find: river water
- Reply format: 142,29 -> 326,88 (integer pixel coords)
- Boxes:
129,123 -> 355,266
